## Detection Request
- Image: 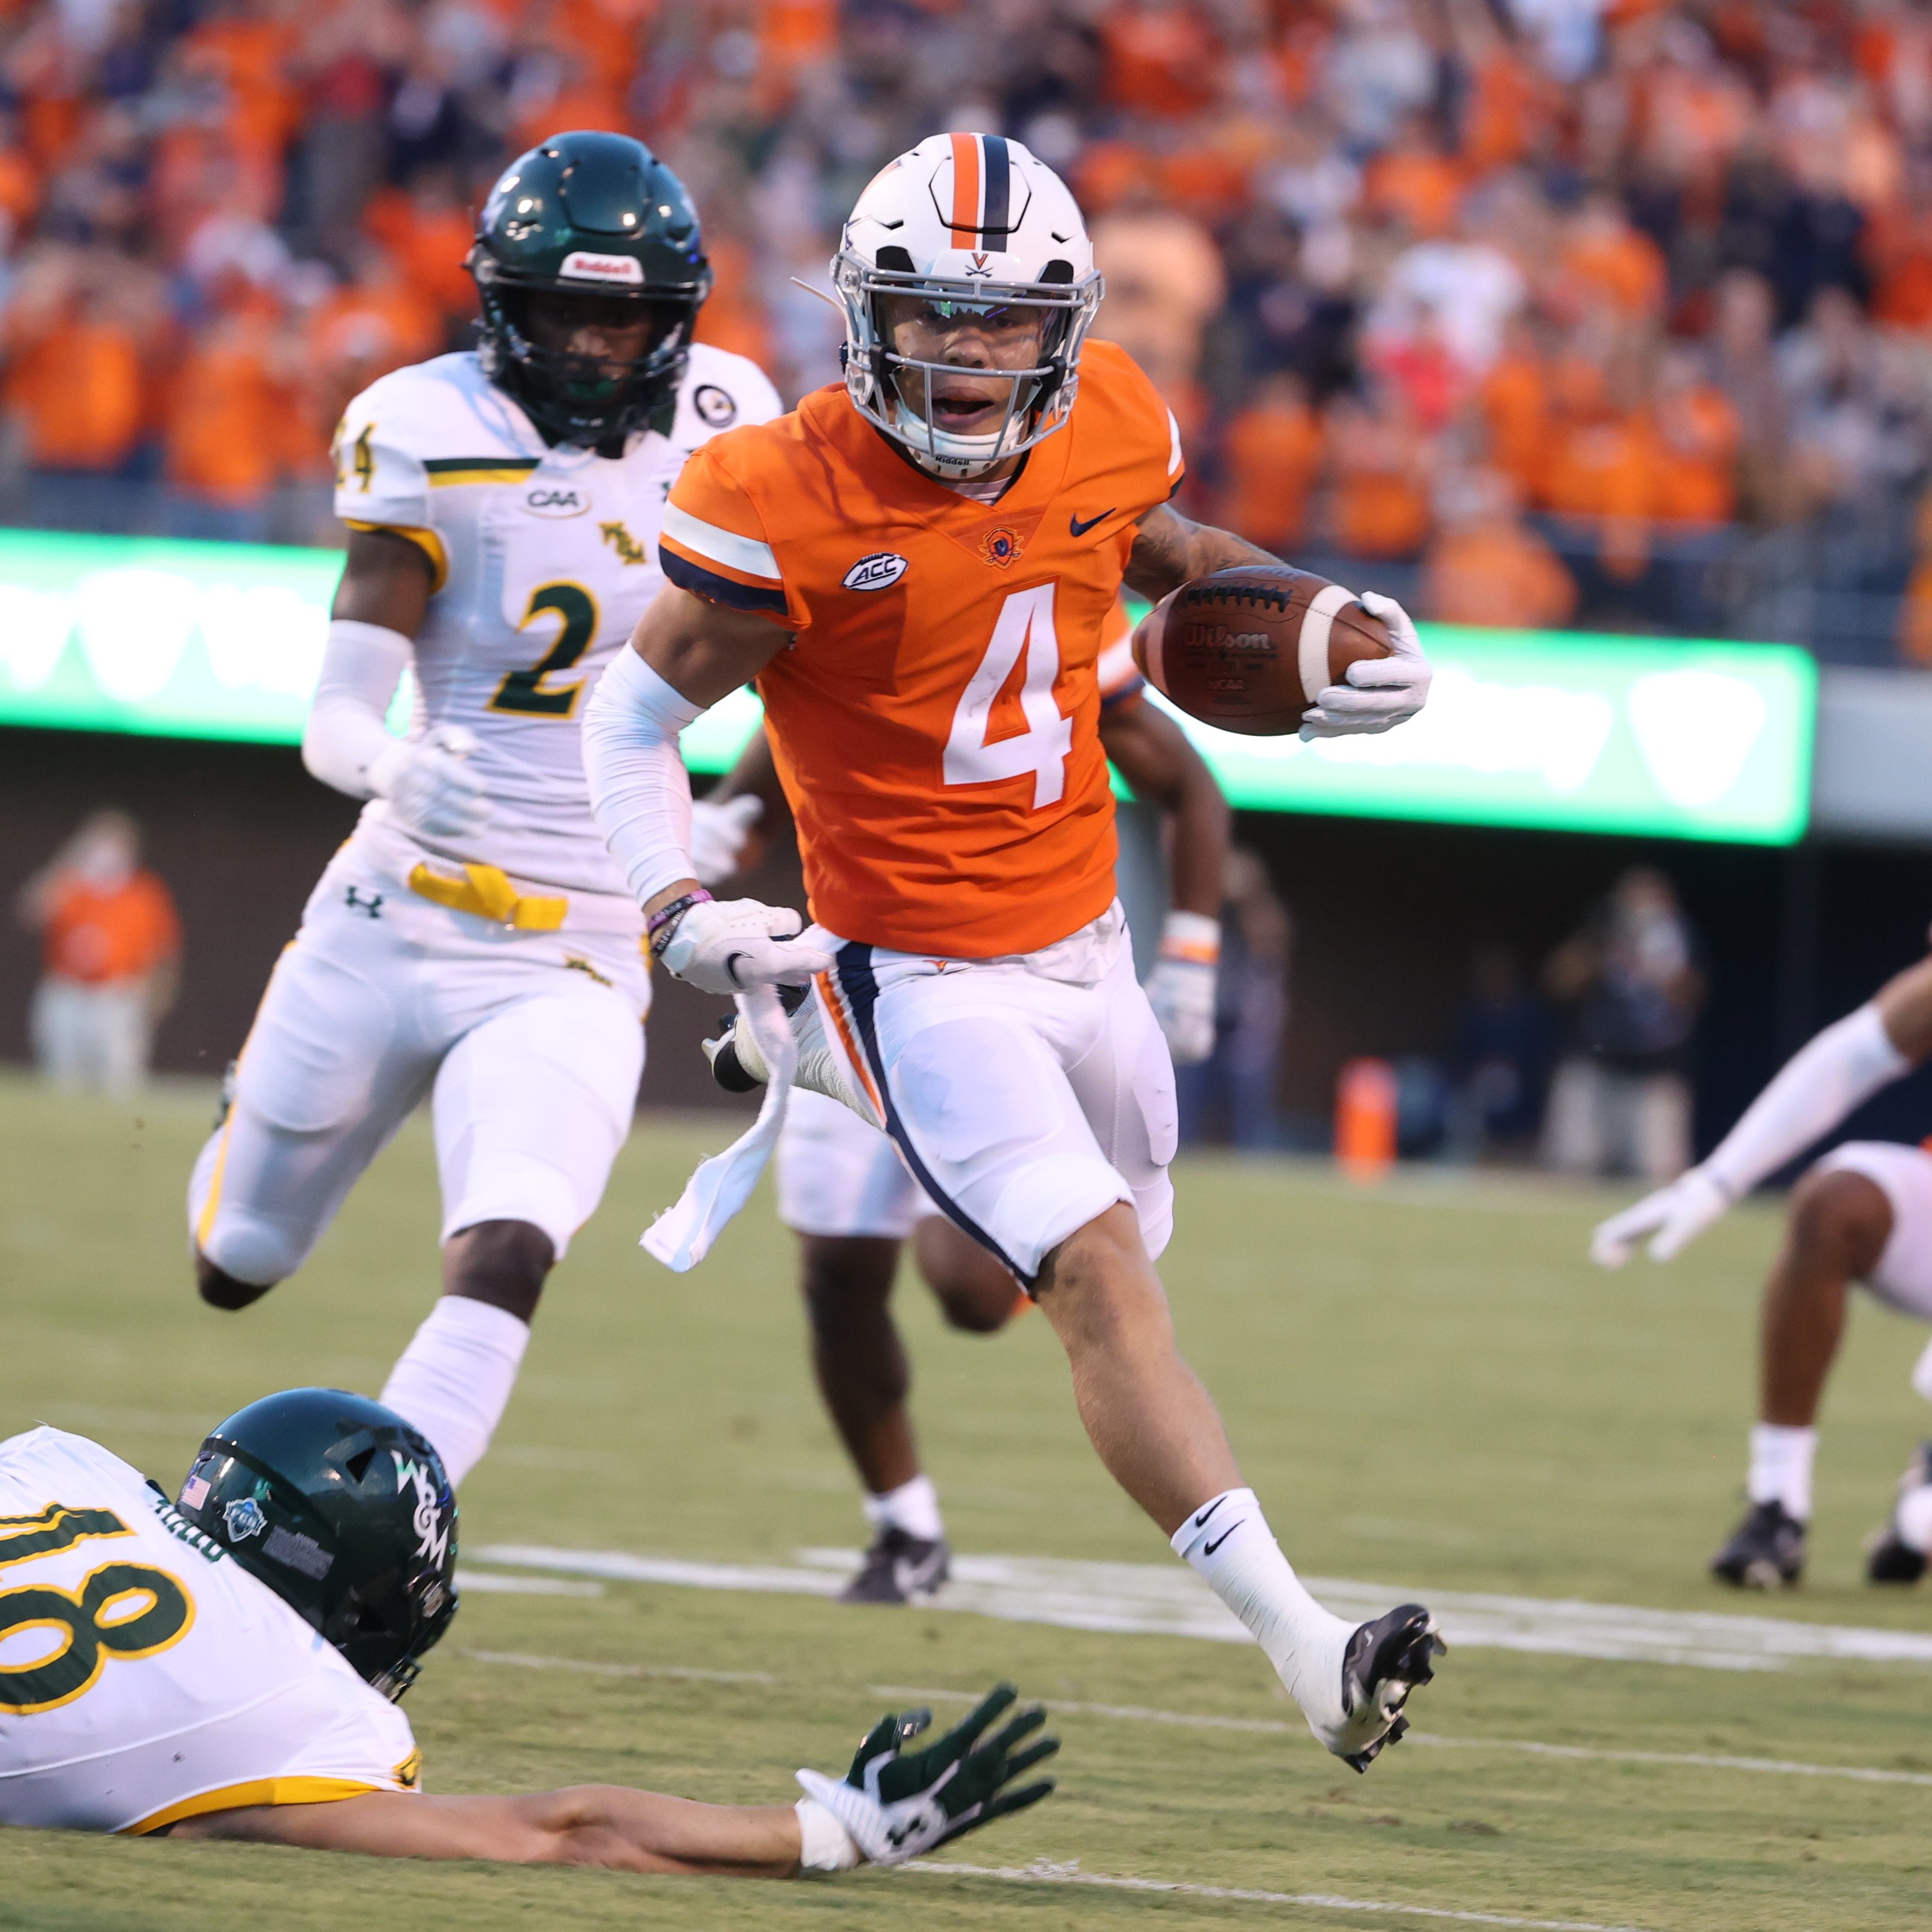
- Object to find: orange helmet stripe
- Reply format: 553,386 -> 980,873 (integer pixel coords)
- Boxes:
947,130 -> 980,248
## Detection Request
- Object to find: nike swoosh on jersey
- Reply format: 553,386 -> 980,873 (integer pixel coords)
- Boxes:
1068,508 -> 1115,537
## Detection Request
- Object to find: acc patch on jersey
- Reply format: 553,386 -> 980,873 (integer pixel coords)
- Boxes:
842,552 -> 909,591
693,384 -> 737,428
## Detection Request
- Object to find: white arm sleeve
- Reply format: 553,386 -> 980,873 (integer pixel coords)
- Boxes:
582,646 -> 706,905
301,618 -> 409,799
1702,1003 -> 1911,1199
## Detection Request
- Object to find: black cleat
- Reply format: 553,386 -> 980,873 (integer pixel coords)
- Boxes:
840,1528 -> 951,1605
1710,1499 -> 1806,1589
1336,1604 -> 1445,1773
1865,1444 -> 1932,1585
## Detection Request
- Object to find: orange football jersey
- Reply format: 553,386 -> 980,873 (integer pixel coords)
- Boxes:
660,340 -> 1183,956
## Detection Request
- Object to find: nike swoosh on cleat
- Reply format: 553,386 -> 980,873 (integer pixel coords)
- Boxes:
1069,508 -> 1115,536
1202,1523 -> 1242,1556
1192,1498 -> 1227,1530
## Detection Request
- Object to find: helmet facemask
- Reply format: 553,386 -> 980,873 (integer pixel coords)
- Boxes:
834,253 -> 1103,479
473,259 -> 705,455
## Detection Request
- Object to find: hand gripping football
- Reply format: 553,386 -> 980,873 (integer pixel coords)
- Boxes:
1132,566 -> 1392,736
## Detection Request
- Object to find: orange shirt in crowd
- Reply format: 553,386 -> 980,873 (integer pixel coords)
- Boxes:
1540,412 -> 1656,522
1422,520 -> 1577,629
1362,147 -> 1465,239
1900,559 -> 1932,666
1651,385 -> 1740,525
364,188 -> 478,324
1460,48 -> 1550,172
1559,217 -> 1667,319
1101,2 -> 1216,117
0,143 -> 38,230
42,871 -> 180,985
1217,387 -> 1322,551
4,313 -> 145,470
692,235 -> 774,369
163,319 -> 294,505
1480,348 -> 1550,494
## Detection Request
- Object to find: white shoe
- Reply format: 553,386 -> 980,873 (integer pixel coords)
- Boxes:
702,984 -> 879,1124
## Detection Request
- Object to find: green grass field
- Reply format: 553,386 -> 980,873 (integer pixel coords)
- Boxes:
5,1071 -> 1932,1930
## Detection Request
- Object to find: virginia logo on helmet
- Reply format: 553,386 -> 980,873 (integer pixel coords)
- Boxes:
832,132 -> 1104,480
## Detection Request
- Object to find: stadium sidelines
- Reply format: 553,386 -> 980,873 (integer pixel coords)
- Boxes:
904,1859 -> 1654,1932
458,1648 -> 1932,1791
467,1542 -> 1932,1671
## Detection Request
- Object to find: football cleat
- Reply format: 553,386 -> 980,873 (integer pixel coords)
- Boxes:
841,1528 -> 952,1605
1710,1499 -> 1807,1589
1865,1444 -> 1932,1584
1331,1604 -> 1444,1773
702,983 -> 880,1122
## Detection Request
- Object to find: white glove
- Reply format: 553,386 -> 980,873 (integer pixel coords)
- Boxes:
368,725 -> 490,840
1144,911 -> 1219,1065
1590,1167 -> 1732,1268
688,794 -> 764,886
657,896 -> 831,995
1300,591 -> 1432,739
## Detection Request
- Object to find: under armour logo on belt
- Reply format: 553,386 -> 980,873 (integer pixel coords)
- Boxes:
345,886 -> 384,918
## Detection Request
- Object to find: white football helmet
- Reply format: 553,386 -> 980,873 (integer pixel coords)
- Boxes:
833,132 -> 1104,478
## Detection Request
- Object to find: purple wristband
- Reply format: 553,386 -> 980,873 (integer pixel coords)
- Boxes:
647,887 -> 714,956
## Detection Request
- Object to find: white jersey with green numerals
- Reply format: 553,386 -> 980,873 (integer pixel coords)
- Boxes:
330,343 -> 781,898
0,1427 -> 418,1836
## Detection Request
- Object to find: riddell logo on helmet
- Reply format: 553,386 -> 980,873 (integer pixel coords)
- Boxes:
560,251 -> 644,284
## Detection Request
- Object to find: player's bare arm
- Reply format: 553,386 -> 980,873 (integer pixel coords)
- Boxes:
1098,697 -> 1229,918
1124,500 -> 1282,603
1873,939 -> 1932,1059
331,526 -> 435,635
170,1787 -> 806,1876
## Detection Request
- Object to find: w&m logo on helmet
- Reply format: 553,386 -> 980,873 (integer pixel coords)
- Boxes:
392,1451 -> 452,1569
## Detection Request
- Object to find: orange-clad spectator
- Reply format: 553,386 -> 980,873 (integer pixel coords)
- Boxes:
1540,343 -> 1658,578
17,811 -> 182,1100
1480,321 -> 1551,497
1091,185 -> 1225,400
1325,390 -> 1432,560
364,177 -> 479,328
1901,488 -> 1932,666
0,138 -> 39,231
509,58 -> 630,155
162,308 -> 296,509
1101,0 -> 1217,119
2,274 -> 146,473
1460,44 -> 1553,173
179,3 -> 300,168
1864,159 -> 1932,329
1218,373 -> 1323,551
1649,345 -> 1739,526
1556,192 -> 1667,321
1421,470 -> 1578,630
1362,117 -> 1465,240
692,233 -> 774,370
308,247 -> 441,387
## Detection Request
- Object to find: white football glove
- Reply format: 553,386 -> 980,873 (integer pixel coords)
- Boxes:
1300,591 -> 1432,740
688,794 -> 764,886
1589,1167 -> 1732,1268
795,1684 -> 1057,1868
1145,956 -> 1216,1064
657,896 -> 831,995
368,725 -> 490,840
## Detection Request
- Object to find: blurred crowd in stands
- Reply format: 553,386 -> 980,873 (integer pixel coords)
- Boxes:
8,0 -> 1932,657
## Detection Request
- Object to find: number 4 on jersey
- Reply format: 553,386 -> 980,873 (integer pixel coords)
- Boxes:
943,582 -> 1073,809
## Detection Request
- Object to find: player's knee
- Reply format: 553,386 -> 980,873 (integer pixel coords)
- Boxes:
443,1219 -> 554,1322
798,1236 -> 898,1330
914,1219 -> 1021,1333
1788,1167 -> 1892,1278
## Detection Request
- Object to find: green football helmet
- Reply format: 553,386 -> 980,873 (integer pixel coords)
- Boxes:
470,129 -> 713,454
176,1388 -> 457,1701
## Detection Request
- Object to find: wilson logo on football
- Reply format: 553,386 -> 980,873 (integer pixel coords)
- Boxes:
559,250 -> 644,285
842,552 -> 910,592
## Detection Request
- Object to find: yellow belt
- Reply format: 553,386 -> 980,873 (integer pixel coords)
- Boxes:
406,862 -> 567,931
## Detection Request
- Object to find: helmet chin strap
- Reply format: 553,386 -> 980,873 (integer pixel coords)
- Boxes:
886,363 -> 1027,479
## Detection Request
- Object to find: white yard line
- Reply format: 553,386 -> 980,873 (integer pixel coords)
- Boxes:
904,1859 -> 1651,1931
461,1647 -> 774,1684
467,1542 -> 1932,1673
452,1571 -> 602,1598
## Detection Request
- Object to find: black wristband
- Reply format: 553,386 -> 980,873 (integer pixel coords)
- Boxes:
647,888 -> 714,959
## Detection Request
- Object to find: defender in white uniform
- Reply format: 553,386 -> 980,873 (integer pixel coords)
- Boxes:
1,1390 -> 1055,1874
187,132 -> 779,1487
1594,928 -> 1932,1587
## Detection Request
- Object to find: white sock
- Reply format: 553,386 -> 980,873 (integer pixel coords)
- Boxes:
1747,1423 -> 1816,1522
1897,1484 -> 1932,1553
862,1474 -> 944,1544
379,1295 -> 530,1488
1172,1487 -> 1351,1730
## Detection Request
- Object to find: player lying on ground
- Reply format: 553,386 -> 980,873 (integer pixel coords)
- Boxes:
687,651 -> 1230,1602
582,132 -> 1441,1768
0,1388 -> 1055,1871
1593,929 -> 1932,1587
186,132 -> 780,1491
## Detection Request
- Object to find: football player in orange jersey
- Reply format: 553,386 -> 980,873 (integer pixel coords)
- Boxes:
689,599 -> 1231,1604
583,134 -> 1438,1772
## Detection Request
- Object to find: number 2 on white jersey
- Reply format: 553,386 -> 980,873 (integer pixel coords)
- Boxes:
943,582 -> 1073,809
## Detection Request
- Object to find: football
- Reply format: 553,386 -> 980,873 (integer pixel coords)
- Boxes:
1131,566 -> 1393,736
